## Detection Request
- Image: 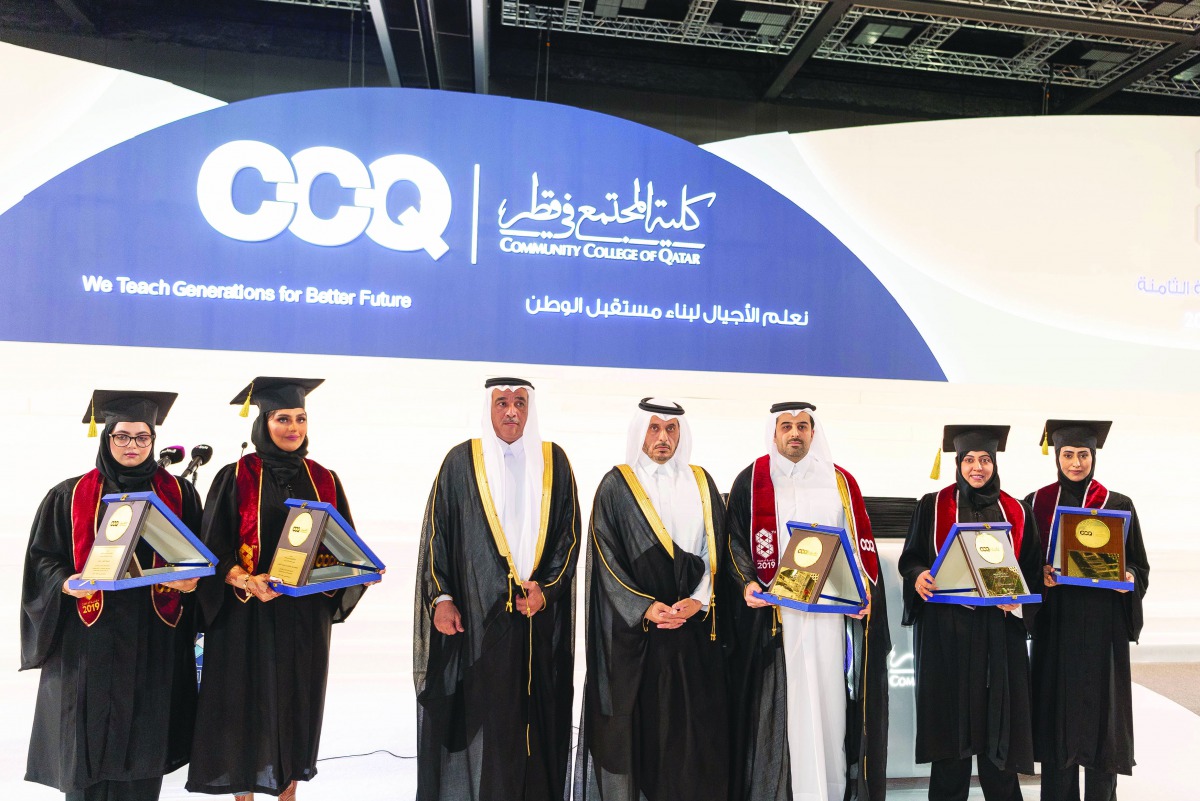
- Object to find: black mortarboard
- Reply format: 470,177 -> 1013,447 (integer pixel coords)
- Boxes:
639,398 -> 685,415
770,401 -> 816,415
230,377 -> 324,417
931,424 -> 1009,480
484,377 -> 535,389
942,424 -> 1010,455
1041,419 -> 1111,452
83,390 -> 177,437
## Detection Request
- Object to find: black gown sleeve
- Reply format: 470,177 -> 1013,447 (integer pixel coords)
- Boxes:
20,479 -> 77,670
589,471 -> 657,629
194,463 -> 242,628
723,467 -> 756,590
533,444 -> 581,605
327,471 -> 366,623
1015,498 -> 1043,632
897,493 -> 937,627
1119,495 -> 1150,642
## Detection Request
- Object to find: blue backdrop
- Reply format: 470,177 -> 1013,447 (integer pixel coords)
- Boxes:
0,89 -> 944,381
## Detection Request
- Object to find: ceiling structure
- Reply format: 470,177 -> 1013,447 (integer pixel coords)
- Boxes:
5,0 -> 1200,122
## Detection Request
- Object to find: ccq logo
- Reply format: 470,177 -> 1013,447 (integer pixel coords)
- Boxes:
197,140 -> 452,258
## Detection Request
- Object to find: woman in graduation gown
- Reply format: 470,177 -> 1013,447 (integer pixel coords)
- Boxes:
1025,420 -> 1149,801
898,425 -> 1043,801
21,390 -> 203,801
187,377 -> 367,801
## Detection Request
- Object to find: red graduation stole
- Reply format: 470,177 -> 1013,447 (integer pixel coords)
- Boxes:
1030,479 -> 1108,561
933,484 -> 1026,556
233,454 -> 337,602
70,468 -> 185,627
748,455 -> 881,586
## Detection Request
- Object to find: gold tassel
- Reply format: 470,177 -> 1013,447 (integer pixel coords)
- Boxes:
506,572 -> 514,613
930,448 -> 941,480
1041,427 -> 1049,456
239,382 -> 253,418
87,400 -> 98,438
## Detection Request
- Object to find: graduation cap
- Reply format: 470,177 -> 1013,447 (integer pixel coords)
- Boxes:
83,390 -> 177,438
484,377 -> 535,389
770,401 -> 816,415
230,377 -> 324,417
639,398 -> 686,416
931,424 -> 1010,480
1040,419 -> 1111,455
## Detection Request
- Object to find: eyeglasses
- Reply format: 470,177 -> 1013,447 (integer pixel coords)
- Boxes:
110,433 -> 154,448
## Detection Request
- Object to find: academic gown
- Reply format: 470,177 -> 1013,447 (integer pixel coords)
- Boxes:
21,472 -> 203,798
413,441 -> 580,801
574,466 -> 729,801
1024,484 -> 1149,777
186,460 -> 364,796
721,464 -> 891,801
898,490 -> 1042,773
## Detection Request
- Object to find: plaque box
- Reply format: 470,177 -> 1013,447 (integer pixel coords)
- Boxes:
753,520 -> 868,614
1048,506 -> 1134,591
926,521 -> 1040,606
266,499 -> 385,596
68,491 -> 216,591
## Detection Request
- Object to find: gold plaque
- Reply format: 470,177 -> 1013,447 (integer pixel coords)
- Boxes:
793,536 -> 823,568
268,548 -> 308,586
974,532 -> 1005,565
773,566 -> 821,602
80,545 -> 127,581
106,504 -> 133,542
288,512 -> 313,548
1074,517 -> 1111,549
979,566 -> 1024,597
1067,550 -> 1121,581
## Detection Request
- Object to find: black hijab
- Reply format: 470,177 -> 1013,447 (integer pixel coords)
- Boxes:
251,410 -> 308,484
95,421 -> 158,490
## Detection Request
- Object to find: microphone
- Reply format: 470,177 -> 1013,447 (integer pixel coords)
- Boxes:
180,444 -> 214,480
157,445 -> 185,469
239,441 -> 248,459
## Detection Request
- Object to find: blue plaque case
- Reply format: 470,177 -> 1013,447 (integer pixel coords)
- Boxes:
266,499 -> 385,596
68,491 -> 216,591
1048,505 -> 1134,591
752,520 -> 869,614
927,522 -> 1040,606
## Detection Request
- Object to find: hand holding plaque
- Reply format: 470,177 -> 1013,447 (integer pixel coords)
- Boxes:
265,499 -> 385,596
926,522 -> 1040,606
752,521 -> 868,615
68,492 -> 216,592
1047,506 -> 1134,591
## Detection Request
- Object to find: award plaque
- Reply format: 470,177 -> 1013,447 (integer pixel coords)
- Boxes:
1048,506 -> 1134,591
752,521 -> 868,614
926,522 -> 1040,606
266,499 -> 385,596
68,492 -> 216,591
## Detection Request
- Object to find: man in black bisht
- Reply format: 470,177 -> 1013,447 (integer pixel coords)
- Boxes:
723,401 -> 890,801
575,398 -> 728,801
414,377 -> 580,801
1025,420 -> 1149,801
21,390 -> 202,801
899,425 -> 1042,801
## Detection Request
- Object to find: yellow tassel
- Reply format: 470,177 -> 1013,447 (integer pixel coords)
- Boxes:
87,401 -> 98,438
930,449 -> 941,480
239,382 -> 253,418
506,572 -> 514,613
1041,428 -> 1049,456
